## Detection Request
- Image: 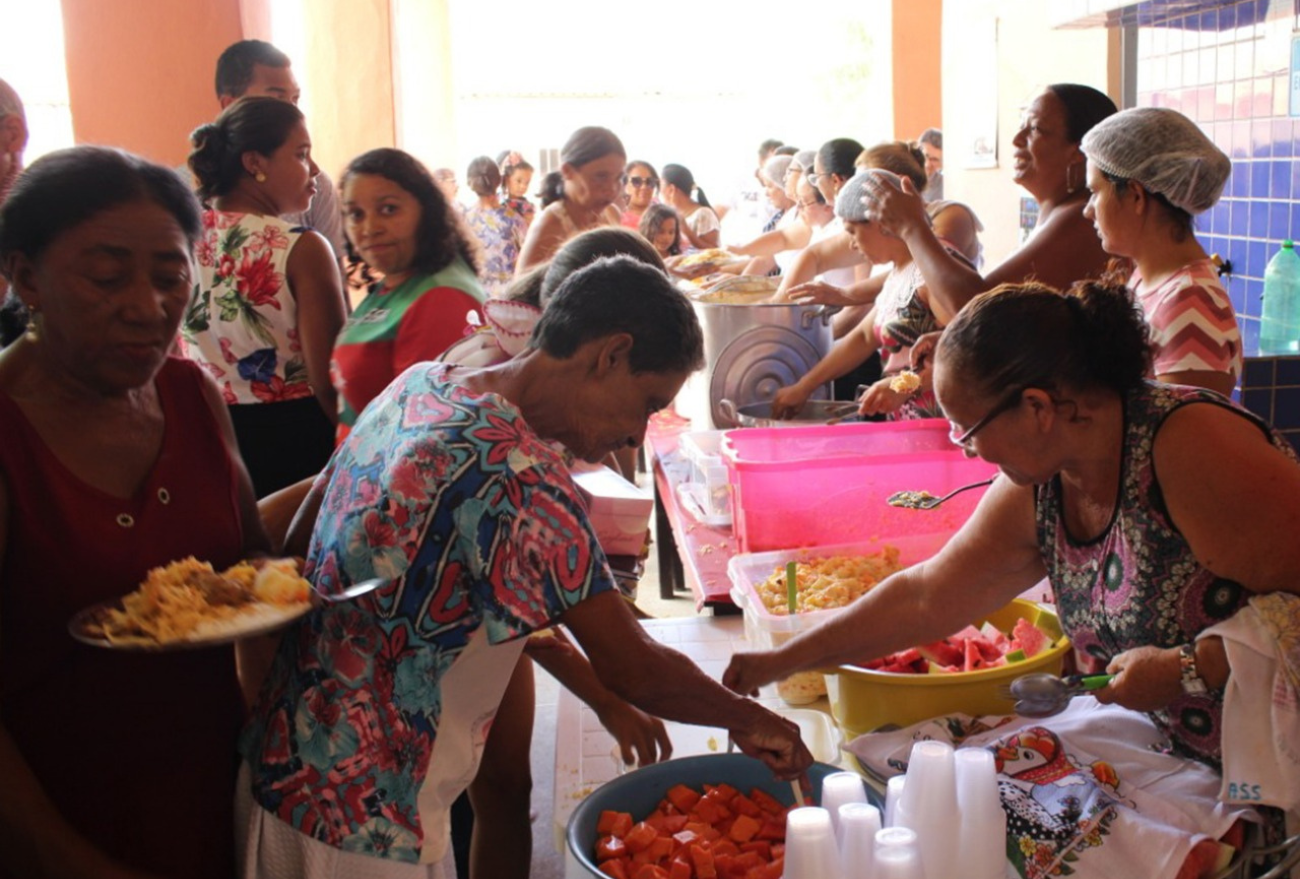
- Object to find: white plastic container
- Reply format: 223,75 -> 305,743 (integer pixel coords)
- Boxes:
570,464 -> 653,556
677,430 -> 732,525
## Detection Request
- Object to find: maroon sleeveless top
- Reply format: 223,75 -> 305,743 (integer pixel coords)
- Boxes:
0,357 -> 245,879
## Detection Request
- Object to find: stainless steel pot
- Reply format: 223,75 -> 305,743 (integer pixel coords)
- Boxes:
718,399 -> 862,428
680,297 -> 839,429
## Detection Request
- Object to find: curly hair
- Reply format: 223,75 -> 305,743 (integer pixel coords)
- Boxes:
340,148 -> 481,284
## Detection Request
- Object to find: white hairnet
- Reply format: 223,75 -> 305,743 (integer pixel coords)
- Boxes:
836,169 -> 901,222
762,155 -> 793,188
791,149 -> 817,174
1080,107 -> 1230,215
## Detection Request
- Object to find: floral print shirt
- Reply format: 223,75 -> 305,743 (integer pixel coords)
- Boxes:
1036,381 -> 1298,770
463,202 -> 529,297
182,211 -> 310,405
239,362 -> 617,862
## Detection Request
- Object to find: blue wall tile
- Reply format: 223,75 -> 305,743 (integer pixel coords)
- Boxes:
1269,201 -> 1291,240
1271,161 -> 1292,199
1273,387 -> 1300,427
1242,315 -> 1262,351
1250,200 -> 1270,237
1243,386 -> 1274,419
1277,357 -> 1300,385
1272,120 -> 1294,157
1232,199 -> 1250,235
1251,161 -> 1273,196
1248,239 -> 1269,277
1243,357 -> 1276,387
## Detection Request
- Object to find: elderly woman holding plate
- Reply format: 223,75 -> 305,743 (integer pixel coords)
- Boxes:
0,147 -> 269,878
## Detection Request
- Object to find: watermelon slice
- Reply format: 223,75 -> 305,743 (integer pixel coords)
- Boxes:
963,638 -> 983,672
917,639 -> 963,668
1009,618 -> 1049,657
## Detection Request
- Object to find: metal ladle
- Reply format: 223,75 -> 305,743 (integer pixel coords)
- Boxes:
1005,673 -> 1113,718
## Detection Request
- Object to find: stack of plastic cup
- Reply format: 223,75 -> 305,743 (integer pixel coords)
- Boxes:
784,806 -> 845,879
884,775 -> 907,828
821,771 -> 870,839
955,748 -> 1008,879
899,740 -> 959,879
838,802 -> 882,879
874,826 -> 925,879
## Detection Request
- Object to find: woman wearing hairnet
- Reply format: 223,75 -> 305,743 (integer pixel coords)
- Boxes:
1080,107 -> 1240,397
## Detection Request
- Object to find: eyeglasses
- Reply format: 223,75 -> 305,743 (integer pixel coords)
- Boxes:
948,388 -> 1025,450
625,176 -> 659,189
796,198 -> 821,210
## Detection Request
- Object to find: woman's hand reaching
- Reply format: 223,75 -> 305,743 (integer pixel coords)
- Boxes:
1095,645 -> 1183,712
857,378 -> 909,417
770,384 -> 812,420
861,173 -> 930,238
788,281 -> 853,307
594,697 -> 673,769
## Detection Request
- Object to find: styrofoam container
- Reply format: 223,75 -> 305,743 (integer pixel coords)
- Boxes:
721,419 -> 997,552
825,599 -> 1070,739
728,533 -> 955,705
678,430 -> 732,522
571,465 -> 653,556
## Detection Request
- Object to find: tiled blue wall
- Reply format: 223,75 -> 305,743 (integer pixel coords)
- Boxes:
1135,0 -> 1300,447
1135,0 -> 1296,355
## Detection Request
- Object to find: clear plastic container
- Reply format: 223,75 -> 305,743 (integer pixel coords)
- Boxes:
1261,240 -> 1300,355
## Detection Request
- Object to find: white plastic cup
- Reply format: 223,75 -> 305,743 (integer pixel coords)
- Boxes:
901,740 -> 959,879
874,826 -> 925,879
839,802 -> 882,879
821,771 -> 869,840
955,748 -> 1009,879
884,774 -> 907,828
784,806 -> 845,879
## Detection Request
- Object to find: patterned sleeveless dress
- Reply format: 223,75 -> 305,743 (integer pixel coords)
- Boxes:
1036,381 -> 1298,771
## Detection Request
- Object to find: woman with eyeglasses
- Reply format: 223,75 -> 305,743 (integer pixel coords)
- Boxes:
726,154 -> 805,277
660,163 -> 720,251
516,126 -> 625,273
620,160 -> 660,229
728,277 -> 1300,863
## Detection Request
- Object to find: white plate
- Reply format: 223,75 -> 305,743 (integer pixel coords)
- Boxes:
68,597 -> 312,651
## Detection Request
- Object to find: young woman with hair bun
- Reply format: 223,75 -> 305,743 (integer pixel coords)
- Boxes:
184,96 -> 346,497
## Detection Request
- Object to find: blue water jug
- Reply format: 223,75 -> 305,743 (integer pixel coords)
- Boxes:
1260,240 -> 1300,355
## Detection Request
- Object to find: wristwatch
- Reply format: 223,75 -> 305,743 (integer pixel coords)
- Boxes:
1178,642 -> 1209,695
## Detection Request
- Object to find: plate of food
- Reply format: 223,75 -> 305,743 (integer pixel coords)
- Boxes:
69,557 -> 314,651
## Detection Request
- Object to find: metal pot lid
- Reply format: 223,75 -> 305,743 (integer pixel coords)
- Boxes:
709,326 -> 827,428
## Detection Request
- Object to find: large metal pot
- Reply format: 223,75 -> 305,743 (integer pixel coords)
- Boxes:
678,290 -> 838,429
718,398 -> 861,428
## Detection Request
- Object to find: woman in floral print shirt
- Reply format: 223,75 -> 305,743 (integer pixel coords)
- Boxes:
184,96 -> 346,496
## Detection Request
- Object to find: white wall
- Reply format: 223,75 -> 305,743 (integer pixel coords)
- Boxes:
941,0 -> 1115,266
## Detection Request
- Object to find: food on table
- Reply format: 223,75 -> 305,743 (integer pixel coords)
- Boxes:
886,489 -> 937,508
756,548 -> 903,616
888,371 -> 922,394
854,618 -> 1054,675
677,247 -> 734,268
82,556 -> 311,645
593,780 -> 791,879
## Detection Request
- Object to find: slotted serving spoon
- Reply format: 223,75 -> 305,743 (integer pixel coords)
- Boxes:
886,477 -> 996,510
1002,672 -> 1113,718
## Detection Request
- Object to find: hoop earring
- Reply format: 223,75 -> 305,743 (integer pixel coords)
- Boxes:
24,308 -> 40,343
1066,164 -> 1079,195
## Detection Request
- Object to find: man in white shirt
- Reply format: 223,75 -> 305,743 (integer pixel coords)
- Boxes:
204,40 -> 345,261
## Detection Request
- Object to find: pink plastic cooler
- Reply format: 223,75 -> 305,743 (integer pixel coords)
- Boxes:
720,419 -> 998,552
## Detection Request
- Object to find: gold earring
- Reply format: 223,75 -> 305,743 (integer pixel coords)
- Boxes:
1066,164 -> 1079,194
24,308 -> 40,343
255,172 -> 267,183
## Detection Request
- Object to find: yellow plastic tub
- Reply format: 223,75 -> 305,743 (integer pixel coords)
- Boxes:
825,599 -> 1070,739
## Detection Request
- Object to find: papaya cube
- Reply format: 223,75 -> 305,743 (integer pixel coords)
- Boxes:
596,834 -> 629,862
599,810 -> 635,838
624,822 -> 660,854
728,814 -> 762,844
666,784 -> 702,813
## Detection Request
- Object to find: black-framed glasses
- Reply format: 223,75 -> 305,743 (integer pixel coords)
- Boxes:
948,388 -> 1025,450
625,176 -> 659,189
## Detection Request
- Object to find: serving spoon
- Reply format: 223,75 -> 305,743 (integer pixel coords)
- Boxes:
315,577 -> 386,604
886,477 -> 996,510
1002,673 -> 1113,718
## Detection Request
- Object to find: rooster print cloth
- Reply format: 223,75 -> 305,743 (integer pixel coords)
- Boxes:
239,362 -> 617,862
182,211 -> 312,405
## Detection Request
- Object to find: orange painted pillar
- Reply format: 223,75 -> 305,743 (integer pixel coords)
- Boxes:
891,0 -> 943,143
58,0 -> 256,167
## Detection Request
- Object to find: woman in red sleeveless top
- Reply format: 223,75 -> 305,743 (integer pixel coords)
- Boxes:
0,147 -> 269,879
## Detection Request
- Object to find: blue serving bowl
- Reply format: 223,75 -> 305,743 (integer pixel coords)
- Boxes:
566,753 -> 878,876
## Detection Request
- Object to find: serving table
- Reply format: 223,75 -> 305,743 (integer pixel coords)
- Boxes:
645,412 -> 738,611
